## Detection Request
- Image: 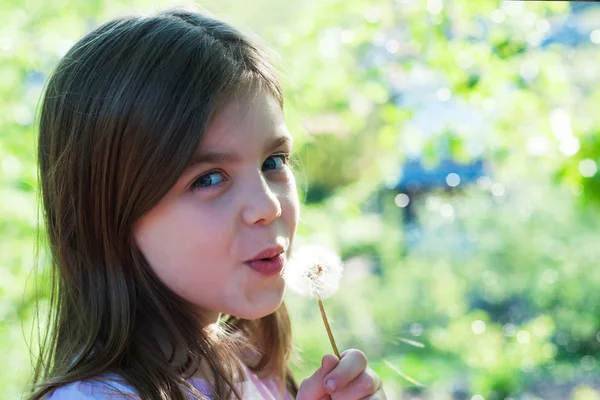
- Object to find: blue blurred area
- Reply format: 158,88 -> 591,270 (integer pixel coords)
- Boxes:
541,2 -> 600,48
394,158 -> 486,192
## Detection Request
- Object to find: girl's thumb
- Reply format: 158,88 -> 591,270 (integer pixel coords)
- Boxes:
297,354 -> 339,400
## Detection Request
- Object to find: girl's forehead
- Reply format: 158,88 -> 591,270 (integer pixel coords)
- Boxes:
201,92 -> 287,149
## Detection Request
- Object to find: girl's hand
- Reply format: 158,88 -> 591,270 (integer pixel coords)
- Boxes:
297,349 -> 386,400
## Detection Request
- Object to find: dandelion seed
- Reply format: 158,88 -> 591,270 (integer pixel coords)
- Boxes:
284,244 -> 343,299
383,359 -> 425,387
285,244 -> 344,357
396,336 -> 425,348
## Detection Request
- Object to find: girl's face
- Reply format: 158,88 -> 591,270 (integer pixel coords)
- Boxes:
133,91 -> 299,323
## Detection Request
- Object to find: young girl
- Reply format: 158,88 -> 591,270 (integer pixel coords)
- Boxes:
29,8 -> 386,400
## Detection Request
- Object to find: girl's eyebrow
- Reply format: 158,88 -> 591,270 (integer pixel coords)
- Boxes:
184,134 -> 292,172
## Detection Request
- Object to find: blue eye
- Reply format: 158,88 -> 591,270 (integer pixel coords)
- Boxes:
262,155 -> 288,171
192,171 -> 227,189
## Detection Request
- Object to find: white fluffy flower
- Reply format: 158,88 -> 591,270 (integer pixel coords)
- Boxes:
284,244 -> 344,299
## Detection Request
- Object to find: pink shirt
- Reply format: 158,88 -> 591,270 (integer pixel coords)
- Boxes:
46,366 -> 293,399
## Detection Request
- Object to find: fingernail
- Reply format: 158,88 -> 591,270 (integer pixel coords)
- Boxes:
325,379 -> 337,392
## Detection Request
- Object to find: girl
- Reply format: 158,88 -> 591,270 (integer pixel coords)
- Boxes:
29,8 -> 386,400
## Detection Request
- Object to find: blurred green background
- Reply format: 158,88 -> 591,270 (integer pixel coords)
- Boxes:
2,0 -> 600,399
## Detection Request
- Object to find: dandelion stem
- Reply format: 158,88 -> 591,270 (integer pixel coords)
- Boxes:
318,297 -> 340,358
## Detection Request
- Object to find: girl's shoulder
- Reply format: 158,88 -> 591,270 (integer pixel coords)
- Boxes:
45,377 -> 138,399
43,371 -> 292,399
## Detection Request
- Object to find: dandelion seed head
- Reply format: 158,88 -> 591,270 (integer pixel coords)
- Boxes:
284,244 -> 344,299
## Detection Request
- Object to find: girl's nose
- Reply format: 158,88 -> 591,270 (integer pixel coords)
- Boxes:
241,175 -> 282,226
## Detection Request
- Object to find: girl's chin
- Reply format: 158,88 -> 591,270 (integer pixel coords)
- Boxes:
233,296 -> 285,320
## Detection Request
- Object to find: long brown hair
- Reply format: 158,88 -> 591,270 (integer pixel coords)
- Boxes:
29,9 -> 297,400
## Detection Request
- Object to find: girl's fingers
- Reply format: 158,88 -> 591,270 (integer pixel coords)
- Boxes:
330,368 -> 382,400
297,354 -> 339,400
322,349 -> 368,393
361,384 -> 387,400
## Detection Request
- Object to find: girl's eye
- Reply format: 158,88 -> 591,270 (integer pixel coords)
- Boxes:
192,171 -> 227,189
191,154 -> 290,191
262,154 -> 289,171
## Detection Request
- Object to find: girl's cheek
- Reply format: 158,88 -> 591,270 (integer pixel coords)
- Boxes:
285,176 -> 300,208
286,169 -> 299,191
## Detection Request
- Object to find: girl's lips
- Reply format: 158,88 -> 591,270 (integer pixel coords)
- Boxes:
245,254 -> 284,277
